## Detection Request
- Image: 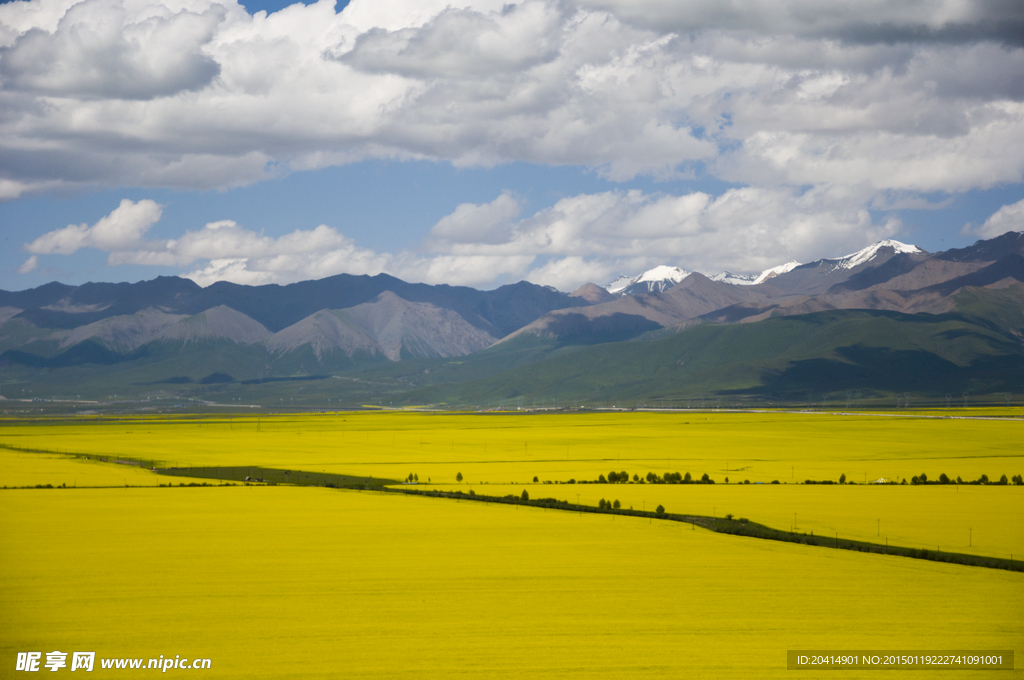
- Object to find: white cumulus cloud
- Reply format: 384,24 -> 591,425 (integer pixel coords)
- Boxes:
966,198 -> 1024,239
17,255 -> 38,273
24,198 -> 163,255
22,185 -> 905,291
1,0 -> 1020,200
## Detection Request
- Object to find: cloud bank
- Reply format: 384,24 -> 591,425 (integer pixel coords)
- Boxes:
18,188 -> 904,289
0,0 -> 1021,198
6,0 -> 1024,289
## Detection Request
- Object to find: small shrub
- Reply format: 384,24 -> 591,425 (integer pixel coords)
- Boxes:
655,504 -> 665,515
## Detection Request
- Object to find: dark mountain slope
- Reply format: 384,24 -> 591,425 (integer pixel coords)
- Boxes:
1,274 -> 586,337
406,309 -> 1024,406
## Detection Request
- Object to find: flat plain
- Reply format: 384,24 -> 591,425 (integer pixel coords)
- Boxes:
425,482 -> 1023,559
1,410 -> 1021,677
2,486 -> 1021,679
2,410 -> 1020,484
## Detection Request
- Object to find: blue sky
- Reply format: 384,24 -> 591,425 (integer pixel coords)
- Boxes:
2,0 -> 1023,292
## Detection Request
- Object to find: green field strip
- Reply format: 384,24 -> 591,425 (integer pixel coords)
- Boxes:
155,465 -> 399,488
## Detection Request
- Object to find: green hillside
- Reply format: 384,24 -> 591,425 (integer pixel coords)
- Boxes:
399,309 -> 1024,407
4,305 -> 1023,410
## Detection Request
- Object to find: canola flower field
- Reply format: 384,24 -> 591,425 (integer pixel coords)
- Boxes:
424,482 -> 1023,560
0,450 -> 217,488
2,410 -> 1020,484
2,486 -> 1021,679
1,409 -> 1021,677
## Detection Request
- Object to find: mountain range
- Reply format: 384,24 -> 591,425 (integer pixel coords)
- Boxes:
1,232 -> 1022,407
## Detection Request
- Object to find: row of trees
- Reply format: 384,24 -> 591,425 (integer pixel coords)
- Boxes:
590,471 -> 717,484
910,472 -> 1018,485
647,471 -> 714,484
596,498 -> 664,514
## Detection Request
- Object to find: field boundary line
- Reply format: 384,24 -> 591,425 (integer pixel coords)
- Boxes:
386,487 -> 1024,574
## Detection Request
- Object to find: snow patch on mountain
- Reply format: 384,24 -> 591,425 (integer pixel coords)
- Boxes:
604,275 -> 634,294
833,240 -> 922,270
605,266 -> 690,295
712,261 -> 802,286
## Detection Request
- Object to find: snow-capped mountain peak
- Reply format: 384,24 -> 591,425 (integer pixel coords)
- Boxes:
605,266 -> 690,295
712,261 -> 802,286
834,240 -> 922,270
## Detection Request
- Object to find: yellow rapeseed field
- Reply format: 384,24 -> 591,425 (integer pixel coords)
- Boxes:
2,410 -> 1020,484
425,483 -> 1024,559
2,486 -> 1020,679
3,410 -> 1020,560
0,448 -> 216,488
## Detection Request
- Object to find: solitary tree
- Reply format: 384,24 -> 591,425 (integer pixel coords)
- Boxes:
655,504 -> 665,515
521,489 -> 529,501
533,476 -> 539,482
839,473 -> 846,484
456,472 -> 463,483
613,499 -> 621,510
